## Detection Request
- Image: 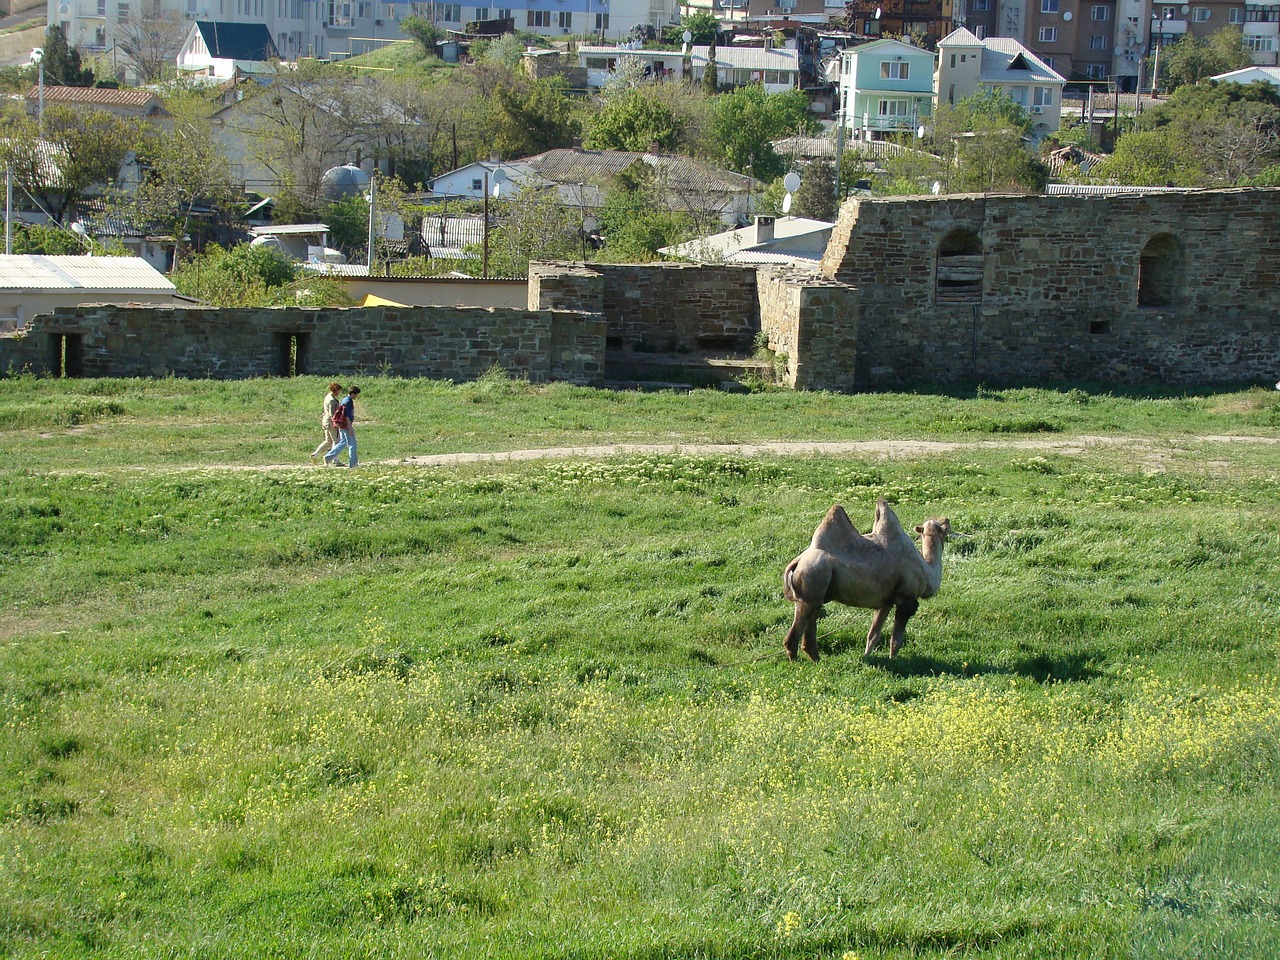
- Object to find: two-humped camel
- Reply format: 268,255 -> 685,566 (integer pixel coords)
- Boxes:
783,499 -> 951,661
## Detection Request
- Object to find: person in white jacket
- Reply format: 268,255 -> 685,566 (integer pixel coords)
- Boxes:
310,382 -> 343,463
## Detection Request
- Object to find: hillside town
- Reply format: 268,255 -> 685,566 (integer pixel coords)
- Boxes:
0,0 -> 1276,326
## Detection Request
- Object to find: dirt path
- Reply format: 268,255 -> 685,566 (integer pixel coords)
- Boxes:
378,434 -> 1279,469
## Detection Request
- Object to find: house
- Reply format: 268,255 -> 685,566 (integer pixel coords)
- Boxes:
24,85 -> 170,121
249,224 -> 341,264
659,215 -> 833,266
0,254 -> 181,331
73,200 -> 184,274
177,21 -> 280,79
577,43 -> 802,92
1210,66 -> 1280,90
428,148 -> 763,226
936,28 -> 1066,138
836,38 -> 936,139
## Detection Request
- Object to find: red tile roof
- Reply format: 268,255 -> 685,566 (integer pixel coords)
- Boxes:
24,85 -> 165,109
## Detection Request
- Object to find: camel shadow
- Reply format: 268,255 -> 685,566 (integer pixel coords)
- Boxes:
866,649 -> 1104,683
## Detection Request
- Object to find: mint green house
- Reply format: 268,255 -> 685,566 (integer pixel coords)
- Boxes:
837,39 -> 936,138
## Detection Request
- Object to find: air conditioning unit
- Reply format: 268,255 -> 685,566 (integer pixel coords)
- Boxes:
375,18 -> 383,24
1032,105 -> 1044,113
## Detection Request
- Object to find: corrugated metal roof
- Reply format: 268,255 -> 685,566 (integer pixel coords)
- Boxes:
193,21 -> 279,61
524,148 -> 759,195
25,85 -> 166,109
980,38 -> 1064,84
0,255 -> 175,292
1046,184 -> 1195,196
577,43 -> 799,72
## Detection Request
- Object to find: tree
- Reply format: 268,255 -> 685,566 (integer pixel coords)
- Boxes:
1097,80 -> 1280,186
480,190 -> 582,276
1160,26 -> 1253,91
0,105 -> 137,223
169,243 -> 298,307
472,33 -> 527,68
489,77 -> 579,159
701,44 -> 719,95
115,3 -> 190,83
596,162 -> 694,262
39,25 -> 95,87
399,15 -> 444,56
583,88 -> 684,153
673,10 -> 718,45
791,159 -> 838,221
708,85 -> 817,182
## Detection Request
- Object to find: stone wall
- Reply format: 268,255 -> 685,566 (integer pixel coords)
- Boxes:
0,303 -> 606,385
757,269 -> 860,391
531,261 -> 760,353
820,189 -> 1280,387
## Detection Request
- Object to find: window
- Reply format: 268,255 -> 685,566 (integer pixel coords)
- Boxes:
471,178 -> 483,191
1041,0 -> 1058,11
1091,4 -> 1109,18
497,8 -> 510,18
117,2 -> 129,16
1137,233 -> 1185,307
557,10 -> 571,27
972,0 -> 989,8
527,8 -> 549,26
950,53 -> 955,67
99,0 -> 108,14
1192,6 -> 1209,20
475,7 -> 489,19
878,99 -> 910,116
1085,63 -> 1107,78
936,230 -> 984,304
1247,35 -> 1276,51
1034,86 -> 1054,105
1042,56 -> 1054,68
880,60 -> 910,79
594,12 -> 608,29
1090,34 -> 1109,49
1161,5 -> 1176,17
1039,26 -> 1058,41
974,24 -> 987,37
439,3 -> 460,20
1228,7 -> 1242,22
357,1 -> 371,17
863,18 -> 881,33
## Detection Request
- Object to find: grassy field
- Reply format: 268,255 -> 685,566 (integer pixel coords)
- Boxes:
3,375 -> 1280,958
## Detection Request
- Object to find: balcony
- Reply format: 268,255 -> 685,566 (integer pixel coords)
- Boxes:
1150,17 -> 1188,37
325,16 -> 357,29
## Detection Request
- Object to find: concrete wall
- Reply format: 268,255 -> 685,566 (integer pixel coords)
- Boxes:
334,276 -> 528,309
0,303 -> 605,384
820,189 -> 1280,387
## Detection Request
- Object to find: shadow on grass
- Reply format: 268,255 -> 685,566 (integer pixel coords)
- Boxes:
865,648 -> 1104,683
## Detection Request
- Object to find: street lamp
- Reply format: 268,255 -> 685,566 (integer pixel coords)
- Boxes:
30,47 -> 44,140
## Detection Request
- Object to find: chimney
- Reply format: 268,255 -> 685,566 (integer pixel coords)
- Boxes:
489,151 -> 500,163
647,141 -> 661,155
754,215 -> 775,244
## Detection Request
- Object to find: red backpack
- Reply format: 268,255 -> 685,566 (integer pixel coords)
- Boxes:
331,403 -> 348,429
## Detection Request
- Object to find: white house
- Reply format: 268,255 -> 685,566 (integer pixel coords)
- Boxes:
176,21 -> 280,79
1210,65 -> 1280,90
659,215 -> 833,266
577,43 -> 801,92
935,29 -> 1066,139
0,255 -> 180,331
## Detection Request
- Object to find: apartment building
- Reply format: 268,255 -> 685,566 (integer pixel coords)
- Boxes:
49,0 -> 677,72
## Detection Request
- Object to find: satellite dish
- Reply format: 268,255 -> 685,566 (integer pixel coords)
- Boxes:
783,171 -> 801,193
249,235 -> 289,255
1180,3 -> 1189,11
321,164 -> 370,201
874,7 -> 882,18
1062,10 -> 1072,18
682,30 -> 692,43
782,193 -> 793,214
582,215 -> 600,233
70,221 -> 88,236
916,124 -> 926,139
492,168 -> 508,184
930,181 -> 941,195
492,182 -> 502,197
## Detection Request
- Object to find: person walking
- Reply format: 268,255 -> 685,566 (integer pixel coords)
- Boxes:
323,385 -> 361,468
310,382 -> 344,463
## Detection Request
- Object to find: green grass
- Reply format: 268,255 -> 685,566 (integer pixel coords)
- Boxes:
3,376 -> 1280,958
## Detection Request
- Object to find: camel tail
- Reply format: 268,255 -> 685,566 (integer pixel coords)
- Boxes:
783,558 -> 800,602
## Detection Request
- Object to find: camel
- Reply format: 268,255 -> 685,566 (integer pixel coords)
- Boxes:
782,499 -> 951,661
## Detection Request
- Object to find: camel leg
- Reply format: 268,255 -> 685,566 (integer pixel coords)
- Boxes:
784,603 -> 818,661
800,607 -> 821,662
864,606 -> 891,655
889,597 -> 919,658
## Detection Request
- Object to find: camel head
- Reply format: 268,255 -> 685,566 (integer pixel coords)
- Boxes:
914,518 -> 952,545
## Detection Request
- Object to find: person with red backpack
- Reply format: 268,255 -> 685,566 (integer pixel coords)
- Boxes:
323,385 -> 361,468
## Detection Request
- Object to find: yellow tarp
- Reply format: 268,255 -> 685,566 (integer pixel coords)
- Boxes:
361,294 -> 409,307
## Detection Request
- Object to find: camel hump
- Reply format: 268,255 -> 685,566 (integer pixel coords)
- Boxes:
810,504 -> 861,552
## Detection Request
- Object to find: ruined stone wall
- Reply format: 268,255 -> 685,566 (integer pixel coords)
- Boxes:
532,261 -> 760,353
757,270 -> 860,391
820,189 -> 1280,387
0,303 -> 606,385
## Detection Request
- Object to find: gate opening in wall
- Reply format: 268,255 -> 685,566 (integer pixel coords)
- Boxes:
48,333 -> 84,378
273,332 -> 310,376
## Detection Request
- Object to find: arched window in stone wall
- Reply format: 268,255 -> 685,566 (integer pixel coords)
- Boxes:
1137,233 -> 1185,308
935,229 -> 984,304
